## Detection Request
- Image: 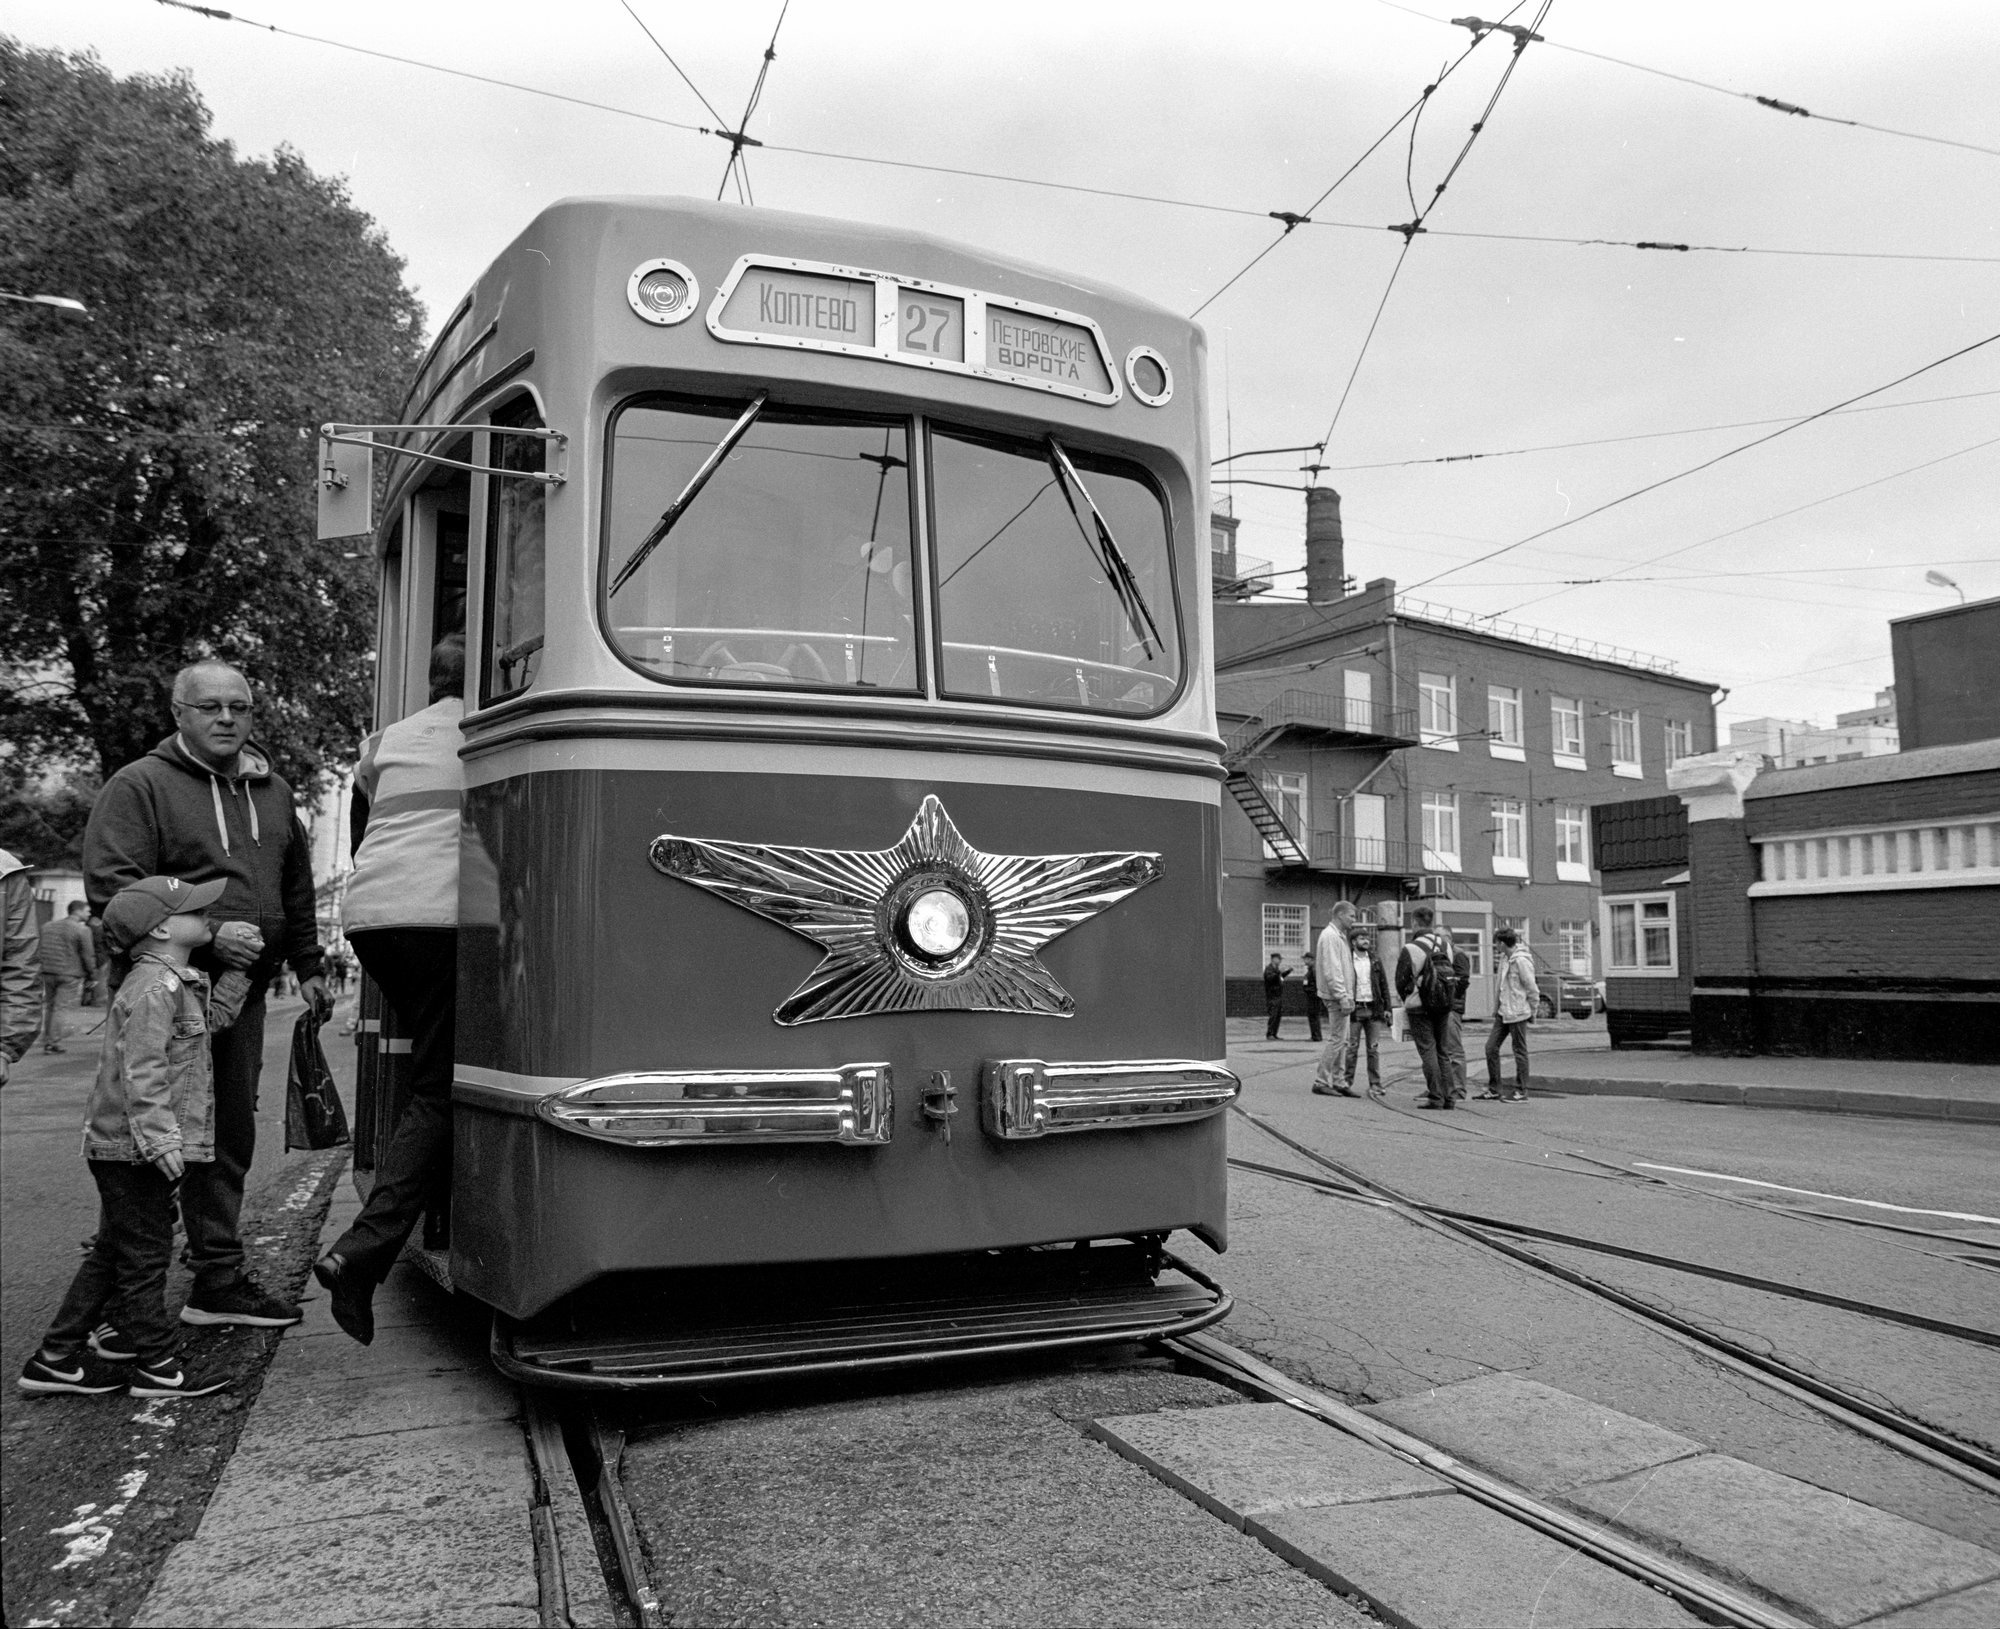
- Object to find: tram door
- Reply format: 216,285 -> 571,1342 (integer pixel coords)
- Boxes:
350,464 -> 468,1248
1437,900 -> 1494,1018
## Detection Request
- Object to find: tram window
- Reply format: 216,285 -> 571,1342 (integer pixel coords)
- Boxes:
929,426 -> 1180,715
483,398 -> 547,704
603,395 -> 919,693
432,510 -> 468,648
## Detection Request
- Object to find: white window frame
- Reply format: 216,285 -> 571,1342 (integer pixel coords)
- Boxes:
1490,797 -> 1528,878
1558,920 -> 1592,977
1666,718 -> 1694,765
1600,891 -> 1678,977
1261,902 -> 1309,959
1260,771 -> 1307,861
1551,694 -> 1586,771
1487,684 -> 1524,761
1419,671 -> 1458,750
1611,709 -> 1643,779
1422,792 -> 1462,873
1555,804 -> 1590,883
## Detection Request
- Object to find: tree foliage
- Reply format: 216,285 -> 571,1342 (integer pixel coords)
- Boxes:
0,41 -> 425,797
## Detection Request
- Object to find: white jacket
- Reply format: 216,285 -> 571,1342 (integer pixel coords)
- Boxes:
341,697 -> 465,933
1314,921 -> 1353,1009
1496,946 -> 1539,1022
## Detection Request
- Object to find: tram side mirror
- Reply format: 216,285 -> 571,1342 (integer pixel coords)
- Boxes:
317,431 -> 374,541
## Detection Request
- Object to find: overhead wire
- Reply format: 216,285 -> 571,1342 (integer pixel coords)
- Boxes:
1401,328 -> 2000,593
615,0 -> 729,127
147,4 -> 1998,265
716,0 -> 791,203
1374,0 -> 2000,160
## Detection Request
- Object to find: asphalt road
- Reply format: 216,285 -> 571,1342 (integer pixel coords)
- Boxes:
0,991 -> 355,1629
1208,1029 -> 2000,1556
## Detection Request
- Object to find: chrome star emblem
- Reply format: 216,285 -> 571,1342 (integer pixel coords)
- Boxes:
648,795 -> 1163,1025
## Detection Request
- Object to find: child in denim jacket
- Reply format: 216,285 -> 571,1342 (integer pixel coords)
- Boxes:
18,877 -> 236,1398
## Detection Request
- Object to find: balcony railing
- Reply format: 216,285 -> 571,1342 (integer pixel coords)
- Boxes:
1395,595 -> 1681,678
1222,688 -> 1420,761
1306,831 -> 1425,875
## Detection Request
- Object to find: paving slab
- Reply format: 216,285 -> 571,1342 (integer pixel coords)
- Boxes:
1566,1454 -> 2000,1627
1362,1373 -> 1706,1494
1854,1578 -> 2000,1627
1254,1493 -> 1705,1628
1090,1402 -> 1449,1525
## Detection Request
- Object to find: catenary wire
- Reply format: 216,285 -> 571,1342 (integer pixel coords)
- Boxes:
142,4 -> 1996,266
1401,329 -> 2000,593
615,0 -> 730,127
1375,0 -> 2000,160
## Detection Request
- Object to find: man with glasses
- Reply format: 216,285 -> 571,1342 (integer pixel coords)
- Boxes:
82,660 -> 327,1329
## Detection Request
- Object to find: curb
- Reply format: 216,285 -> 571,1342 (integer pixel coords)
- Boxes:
1532,1075 -> 2000,1123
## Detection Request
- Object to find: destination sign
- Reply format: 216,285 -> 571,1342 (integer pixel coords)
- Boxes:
718,267 -> 876,346
895,291 -> 965,362
985,309 -> 1112,394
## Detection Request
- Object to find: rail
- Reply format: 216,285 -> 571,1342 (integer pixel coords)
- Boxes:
1222,688 -> 1418,762
1395,595 -> 1681,677
1306,831 -> 1424,874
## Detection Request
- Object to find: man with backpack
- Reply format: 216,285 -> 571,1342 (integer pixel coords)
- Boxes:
1395,904 -> 1455,1110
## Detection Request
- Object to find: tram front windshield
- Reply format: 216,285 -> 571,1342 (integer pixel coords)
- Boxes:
603,394 -> 1181,714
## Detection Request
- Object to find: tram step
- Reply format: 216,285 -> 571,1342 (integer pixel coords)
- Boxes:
493,1247 -> 1230,1391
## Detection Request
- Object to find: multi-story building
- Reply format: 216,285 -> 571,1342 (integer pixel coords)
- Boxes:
1727,704 -> 1898,768
1213,488 -> 1718,1015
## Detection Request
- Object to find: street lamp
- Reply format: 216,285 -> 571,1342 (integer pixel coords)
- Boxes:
0,291 -> 90,319
1924,569 -> 1965,604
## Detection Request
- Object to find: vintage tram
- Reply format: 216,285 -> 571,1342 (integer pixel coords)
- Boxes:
329,197 -> 1239,1388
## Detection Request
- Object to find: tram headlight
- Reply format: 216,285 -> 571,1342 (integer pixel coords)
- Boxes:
904,888 -> 971,958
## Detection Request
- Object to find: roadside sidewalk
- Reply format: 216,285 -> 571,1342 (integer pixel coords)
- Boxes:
1224,1017 -> 2000,1124
136,1178 -> 539,1629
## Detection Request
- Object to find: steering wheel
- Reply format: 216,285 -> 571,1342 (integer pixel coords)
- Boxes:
778,642 -> 834,684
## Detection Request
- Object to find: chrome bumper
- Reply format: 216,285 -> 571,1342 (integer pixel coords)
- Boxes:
981,1059 -> 1240,1139
534,1064 -> 893,1147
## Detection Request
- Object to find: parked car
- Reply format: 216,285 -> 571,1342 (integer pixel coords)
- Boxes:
1535,972 -> 1596,1020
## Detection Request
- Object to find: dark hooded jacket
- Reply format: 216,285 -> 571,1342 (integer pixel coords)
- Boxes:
83,736 -> 323,986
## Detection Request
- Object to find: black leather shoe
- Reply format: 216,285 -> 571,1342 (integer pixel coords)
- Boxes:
312,1253 -> 375,1346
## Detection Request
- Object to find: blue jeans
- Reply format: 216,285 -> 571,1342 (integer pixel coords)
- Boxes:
45,1160 -> 182,1367
179,990 -> 265,1292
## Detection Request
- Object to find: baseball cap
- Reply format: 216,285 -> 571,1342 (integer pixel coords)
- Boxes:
103,876 -> 227,952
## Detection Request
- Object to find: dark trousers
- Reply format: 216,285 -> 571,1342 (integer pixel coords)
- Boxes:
1265,994 -> 1283,1039
1444,1011 -> 1467,1098
1487,1020 -> 1532,1090
335,928 -> 457,1284
1407,1009 -> 1449,1105
45,1160 -> 182,1367
179,990 -> 266,1293
1305,994 -> 1323,1042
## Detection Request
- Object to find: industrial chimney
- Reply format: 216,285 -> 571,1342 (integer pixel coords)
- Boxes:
1305,485 -> 1346,604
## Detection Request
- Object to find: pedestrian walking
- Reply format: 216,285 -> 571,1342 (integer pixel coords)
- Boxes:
1309,901 -> 1357,1095
1263,952 -> 1290,1039
1480,927 -> 1538,1102
1340,925 -> 1392,1098
82,659 -> 324,1330
1442,931 -> 1471,1102
1,848 -> 39,1086
314,637 -> 466,1345
17,876 -> 234,1398
37,900 -> 97,1053
1395,904 -> 1455,1110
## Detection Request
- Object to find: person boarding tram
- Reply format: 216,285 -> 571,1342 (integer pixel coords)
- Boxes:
314,636 -> 466,1345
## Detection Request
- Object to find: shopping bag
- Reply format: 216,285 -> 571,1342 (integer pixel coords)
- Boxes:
285,1010 -> 351,1151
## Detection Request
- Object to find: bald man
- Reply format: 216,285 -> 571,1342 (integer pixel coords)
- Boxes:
83,660 -> 325,1329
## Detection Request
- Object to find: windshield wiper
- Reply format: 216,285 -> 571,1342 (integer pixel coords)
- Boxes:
1045,437 -> 1166,662
610,392 -> 768,596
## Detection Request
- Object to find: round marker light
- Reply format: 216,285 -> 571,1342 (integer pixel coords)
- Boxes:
904,889 -> 971,958
627,259 -> 700,326
1125,346 -> 1173,407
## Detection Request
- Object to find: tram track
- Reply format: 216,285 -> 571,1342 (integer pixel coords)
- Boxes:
1230,1105 -> 2000,1498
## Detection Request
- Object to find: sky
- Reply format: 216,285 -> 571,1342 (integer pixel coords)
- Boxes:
13,0 -> 1997,733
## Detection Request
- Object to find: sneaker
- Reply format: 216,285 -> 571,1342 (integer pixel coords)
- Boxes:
19,1350 -> 127,1395
1475,1091 -> 1505,1101
180,1276 -> 302,1328
88,1323 -> 137,1362
127,1360 -> 231,1398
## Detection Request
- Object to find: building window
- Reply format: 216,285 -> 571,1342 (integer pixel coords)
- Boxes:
1419,671 -> 1457,750
1611,709 -> 1642,778
1601,892 -> 1677,976
1491,798 -> 1528,877
1262,903 -> 1309,959
1556,805 -> 1590,882
1260,772 -> 1307,860
1487,684 -> 1524,760
1551,695 -> 1585,769
1422,792 -> 1461,872
1558,920 -> 1591,976
1666,718 -> 1694,764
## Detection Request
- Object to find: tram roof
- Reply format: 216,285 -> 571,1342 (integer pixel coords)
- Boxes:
399,196 -> 1204,433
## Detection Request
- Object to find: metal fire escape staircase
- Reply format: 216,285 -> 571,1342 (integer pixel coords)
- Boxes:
1221,701 -> 1312,869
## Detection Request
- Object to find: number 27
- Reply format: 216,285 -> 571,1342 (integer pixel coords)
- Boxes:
905,304 -> 952,353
